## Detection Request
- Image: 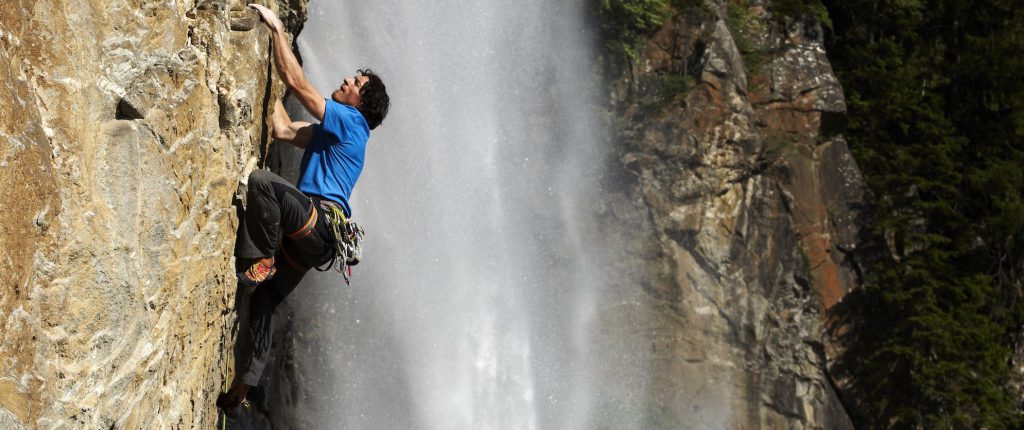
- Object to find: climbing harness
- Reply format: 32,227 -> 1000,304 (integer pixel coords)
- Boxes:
315,199 -> 365,285
286,203 -> 318,240
277,197 -> 365,284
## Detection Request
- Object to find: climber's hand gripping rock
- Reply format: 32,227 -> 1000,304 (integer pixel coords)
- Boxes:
248,3 -> 284,33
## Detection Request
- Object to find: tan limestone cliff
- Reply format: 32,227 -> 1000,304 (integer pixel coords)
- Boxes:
0,0 -> 306,428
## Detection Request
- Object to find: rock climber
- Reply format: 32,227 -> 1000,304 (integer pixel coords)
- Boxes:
216,3 -> 390,413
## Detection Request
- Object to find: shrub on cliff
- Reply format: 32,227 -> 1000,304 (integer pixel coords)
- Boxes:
595,0 -> 670,61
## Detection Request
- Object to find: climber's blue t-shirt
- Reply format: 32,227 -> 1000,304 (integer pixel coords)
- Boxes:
297,100 -> 369,217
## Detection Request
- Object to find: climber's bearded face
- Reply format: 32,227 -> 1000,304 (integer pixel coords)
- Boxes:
331,74 -> 370,108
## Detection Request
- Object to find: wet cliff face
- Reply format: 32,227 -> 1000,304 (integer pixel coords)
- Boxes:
598,1 -> 862,427
0,1 -> 304,428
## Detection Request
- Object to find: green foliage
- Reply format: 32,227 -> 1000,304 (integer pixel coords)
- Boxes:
726,1 -> 767,76
661,74 -> 694,101
823,0 -> 1024,427
773,0 -> 832,29
595,0 -> 670,62
670,0 -> 714,19
594,0 -> 714,63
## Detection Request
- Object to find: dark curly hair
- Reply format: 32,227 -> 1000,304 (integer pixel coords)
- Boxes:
356,69 -> 390,130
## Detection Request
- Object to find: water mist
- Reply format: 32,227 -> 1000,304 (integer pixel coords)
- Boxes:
264,1 -> 650,428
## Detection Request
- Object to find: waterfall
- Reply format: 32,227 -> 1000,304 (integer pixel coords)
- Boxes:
267,1 -> 648,428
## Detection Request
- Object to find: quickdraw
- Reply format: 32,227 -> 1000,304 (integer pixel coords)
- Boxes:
316,201 -> 365,285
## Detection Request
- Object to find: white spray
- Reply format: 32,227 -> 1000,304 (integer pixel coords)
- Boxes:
269,1 -> 649,428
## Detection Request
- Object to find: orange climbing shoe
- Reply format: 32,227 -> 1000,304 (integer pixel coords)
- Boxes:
238,257 -> 276,287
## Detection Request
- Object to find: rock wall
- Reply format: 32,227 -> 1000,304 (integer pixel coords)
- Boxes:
598,1 -> 862,427
0,0 -> 305,428
1,0 -> 864,427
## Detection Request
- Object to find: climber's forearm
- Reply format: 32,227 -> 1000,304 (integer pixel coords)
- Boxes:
271,98 -> 292,125
270,100 -> 313,148
270,28 -> 302,88
250,3 -> 326,121
272,120 -> 313,149
269,29 -> 326,121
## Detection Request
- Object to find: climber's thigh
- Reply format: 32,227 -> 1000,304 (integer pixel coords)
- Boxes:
269,181 -> 315,236
286,206 -> 336,267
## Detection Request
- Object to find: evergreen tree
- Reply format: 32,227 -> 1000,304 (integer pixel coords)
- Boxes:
822,0 -> 1024,427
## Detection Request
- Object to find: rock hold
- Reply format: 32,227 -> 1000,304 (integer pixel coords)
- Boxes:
116,56 -> 195,120
229,9 -> 259,32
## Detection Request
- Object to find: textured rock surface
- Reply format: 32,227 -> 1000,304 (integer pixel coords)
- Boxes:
0,0 -> 305,428
598,1 -> 861,427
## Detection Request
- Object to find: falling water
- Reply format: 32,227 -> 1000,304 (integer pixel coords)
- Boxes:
265,1 -> 649,428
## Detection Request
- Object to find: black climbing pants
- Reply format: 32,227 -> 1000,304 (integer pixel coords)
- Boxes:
235,169 -> 337,386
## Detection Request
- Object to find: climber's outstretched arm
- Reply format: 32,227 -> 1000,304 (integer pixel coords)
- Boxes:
249,4 -> 326,122
270,99 -> 313,149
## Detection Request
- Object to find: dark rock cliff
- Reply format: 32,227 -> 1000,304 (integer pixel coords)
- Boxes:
594,1 -> 862,427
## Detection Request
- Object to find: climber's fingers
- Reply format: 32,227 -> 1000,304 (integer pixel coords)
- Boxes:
248,3 -> 284,33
